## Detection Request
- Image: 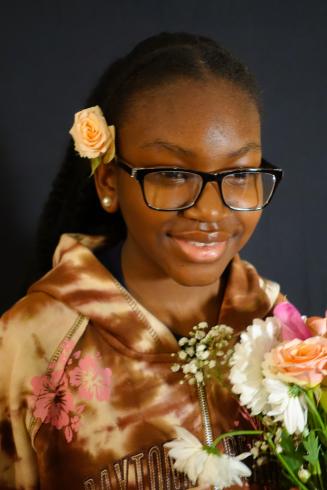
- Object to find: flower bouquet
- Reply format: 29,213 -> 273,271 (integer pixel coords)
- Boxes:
165,303 -> 327,489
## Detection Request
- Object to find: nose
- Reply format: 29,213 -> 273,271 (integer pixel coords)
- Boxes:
182,181 -> 229,222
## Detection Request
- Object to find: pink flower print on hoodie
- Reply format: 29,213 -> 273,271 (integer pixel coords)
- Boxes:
31,371 -> 74,431
31,350 -> 111,443
69,353 -> 112,401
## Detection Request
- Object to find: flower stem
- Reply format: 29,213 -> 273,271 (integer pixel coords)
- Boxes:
212,430 -> 263,447
304,389 -> 327,445
266,434 -> 309,490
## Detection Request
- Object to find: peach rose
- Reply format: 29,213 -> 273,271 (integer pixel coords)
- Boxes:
264,336 -> 327,387
69,105 -> 115,164
307,315 -> 327,337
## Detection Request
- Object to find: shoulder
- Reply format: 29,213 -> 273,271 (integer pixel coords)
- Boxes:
221,256 -> 286,330
0,291 -> 89,387
243,259 -> 285,309
231,256 -> 284,308
1,290 -> 87,342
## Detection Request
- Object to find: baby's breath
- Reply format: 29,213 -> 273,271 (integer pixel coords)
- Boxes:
171,321 -> 234,385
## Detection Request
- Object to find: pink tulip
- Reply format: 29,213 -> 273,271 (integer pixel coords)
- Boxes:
273,301 -> 312,341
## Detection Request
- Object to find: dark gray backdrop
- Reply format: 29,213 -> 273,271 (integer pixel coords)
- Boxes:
1,0 -> 326,315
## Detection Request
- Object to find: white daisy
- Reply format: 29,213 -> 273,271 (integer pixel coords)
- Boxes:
229,317 -> 280,415
264,377 -> 308,434
198,452 -> 252,489
164,426 -> 251,489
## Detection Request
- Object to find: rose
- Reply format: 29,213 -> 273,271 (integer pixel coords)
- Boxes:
69,106 -> 115,171
264,336 -> 327,387
306,315 -> 327,337
69,105 -> 115,160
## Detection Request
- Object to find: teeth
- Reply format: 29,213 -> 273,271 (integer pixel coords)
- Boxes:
188,241 -> 218,247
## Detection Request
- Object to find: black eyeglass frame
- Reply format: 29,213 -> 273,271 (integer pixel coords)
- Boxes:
114,156 -> 283,212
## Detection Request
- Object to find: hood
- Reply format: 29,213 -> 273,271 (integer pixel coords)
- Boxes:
29,233 -> 281,355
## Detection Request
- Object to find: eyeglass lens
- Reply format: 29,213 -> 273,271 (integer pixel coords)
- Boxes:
143,170 -> 276,210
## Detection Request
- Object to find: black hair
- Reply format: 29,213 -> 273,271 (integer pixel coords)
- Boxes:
34,31 -> 261,280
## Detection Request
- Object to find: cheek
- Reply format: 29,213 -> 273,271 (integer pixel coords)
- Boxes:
237,210 -> 262,247
117,175 -> 141,211
116,175 -> 171,241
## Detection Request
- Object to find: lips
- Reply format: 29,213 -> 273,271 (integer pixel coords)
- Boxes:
168,231 -> 231,263
168,231 -> 230,243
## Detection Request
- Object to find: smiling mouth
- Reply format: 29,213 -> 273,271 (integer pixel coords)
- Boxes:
169,236 -> 229,263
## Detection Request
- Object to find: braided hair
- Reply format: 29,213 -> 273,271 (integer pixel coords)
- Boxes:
35,31 -> 261,279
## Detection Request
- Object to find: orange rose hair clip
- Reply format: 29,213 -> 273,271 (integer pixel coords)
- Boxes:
69,106 -> 116,175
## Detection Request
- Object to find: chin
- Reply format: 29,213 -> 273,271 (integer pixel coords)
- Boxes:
176,276 -> 220,287
170,261 -> 231,287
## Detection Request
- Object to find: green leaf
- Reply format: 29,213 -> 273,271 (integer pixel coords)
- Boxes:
303,431 -> 320,466
319,388 -> 327,414
280,430 -> 304,473
90,157 -> 101,175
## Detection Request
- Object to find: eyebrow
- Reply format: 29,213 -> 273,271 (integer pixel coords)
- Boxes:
140,139 -> 261,158
140,140 -> 195,157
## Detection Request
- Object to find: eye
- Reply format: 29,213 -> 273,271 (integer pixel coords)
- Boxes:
225,172 -> 251,186
158,171 -> 188,184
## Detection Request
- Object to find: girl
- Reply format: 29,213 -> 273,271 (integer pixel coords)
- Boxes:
0,32 -> 284,489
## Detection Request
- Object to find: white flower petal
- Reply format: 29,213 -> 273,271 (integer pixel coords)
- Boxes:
198,453 -> 251,488
229,318 -> 280,415
184,451 -> 208,484
174,426 -> 202,446
284,396 -> 307,434
165,427 -> 252,488
264,377 -> 308,433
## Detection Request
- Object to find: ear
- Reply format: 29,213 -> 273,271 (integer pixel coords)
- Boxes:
94,162 -> 120,213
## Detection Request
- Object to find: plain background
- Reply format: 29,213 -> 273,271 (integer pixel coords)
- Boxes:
0,0 -> 326,315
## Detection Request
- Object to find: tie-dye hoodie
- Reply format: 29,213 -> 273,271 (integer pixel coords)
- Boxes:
0,234 -> 284,490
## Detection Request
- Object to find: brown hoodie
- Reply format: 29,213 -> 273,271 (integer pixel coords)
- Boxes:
0,234 -> 284,490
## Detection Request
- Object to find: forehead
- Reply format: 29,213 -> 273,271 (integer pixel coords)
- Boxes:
119,78 -> 261,161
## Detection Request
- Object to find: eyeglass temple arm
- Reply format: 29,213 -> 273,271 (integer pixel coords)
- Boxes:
114,157 -> 138,177
262,158 -> 277,170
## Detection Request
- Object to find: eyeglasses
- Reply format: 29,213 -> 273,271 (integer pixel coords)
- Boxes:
114,156 -> 283,212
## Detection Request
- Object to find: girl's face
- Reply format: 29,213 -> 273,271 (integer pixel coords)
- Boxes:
97,78 -> 262,287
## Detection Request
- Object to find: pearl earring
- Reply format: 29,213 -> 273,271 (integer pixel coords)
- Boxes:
102,196 -> 112,207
